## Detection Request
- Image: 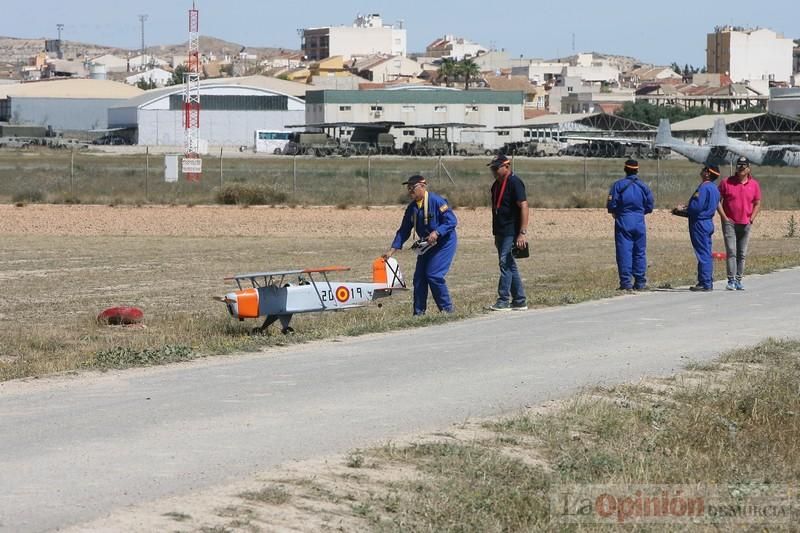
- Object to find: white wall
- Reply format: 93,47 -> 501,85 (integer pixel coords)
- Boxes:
136,109 -> 305,146
366,57 -> 421,82
328,27 -> 407,58
729,29 -> 794,83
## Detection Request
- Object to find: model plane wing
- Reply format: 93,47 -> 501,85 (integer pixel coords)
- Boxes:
225,269 -> 305,281
225,266 -> 351,282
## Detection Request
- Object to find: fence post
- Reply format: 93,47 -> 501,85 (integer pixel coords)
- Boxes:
219,146 -> 224,188
144,146 -> 149,202
293,155 -> 297,194
367,155 -> 371,203
583,154 -> 587,191
70,148 -> 75,196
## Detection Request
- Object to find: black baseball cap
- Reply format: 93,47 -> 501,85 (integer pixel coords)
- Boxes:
487,154 -> 511,169
736,156 -> 750,168
402,174 -> 427,186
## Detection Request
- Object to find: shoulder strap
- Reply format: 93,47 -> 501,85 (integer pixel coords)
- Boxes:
494,178 -> 509,211
617,176 -> 637,196
414,191 -> 429,239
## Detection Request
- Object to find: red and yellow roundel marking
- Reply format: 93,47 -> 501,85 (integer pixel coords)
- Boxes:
335,286 -> 350,303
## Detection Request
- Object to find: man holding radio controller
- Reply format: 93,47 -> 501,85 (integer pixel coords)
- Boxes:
384,175 -> 458,316
487,154 -> 529,312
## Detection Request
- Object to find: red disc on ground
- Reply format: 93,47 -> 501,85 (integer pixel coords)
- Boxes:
711,252 -> 727,260
97,306 -> 144,326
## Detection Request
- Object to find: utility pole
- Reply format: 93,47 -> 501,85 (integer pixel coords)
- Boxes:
138,14 -> 148,70
56,24 -> 65,59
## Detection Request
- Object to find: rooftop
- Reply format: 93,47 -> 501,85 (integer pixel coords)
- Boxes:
671,113 -> 765,131
0,78 -> 143,99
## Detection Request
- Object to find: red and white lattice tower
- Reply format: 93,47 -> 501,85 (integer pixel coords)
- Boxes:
183,1 -> 202,181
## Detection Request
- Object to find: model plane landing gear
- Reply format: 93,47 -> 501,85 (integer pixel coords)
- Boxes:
256,314 -> 294,335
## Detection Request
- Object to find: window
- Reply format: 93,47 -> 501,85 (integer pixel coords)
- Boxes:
434,105 -> 447,113
259,131 -> 287,140
498,131 -> 510,136
339,105 -> 351,111
498,106 -> 510,112
370,105 -> 384,112
401,105 -> 415,112
466,105 -> 479,112
523,130 -> 531,138
403,130 -> 416,136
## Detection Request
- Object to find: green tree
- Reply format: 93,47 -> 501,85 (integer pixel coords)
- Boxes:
458,58 -> 481,90
615,101 -> 718,126
168,64 -> 187,86
438,58 -> 458,87
135,77 -> 158,90
670,62 -> 682,75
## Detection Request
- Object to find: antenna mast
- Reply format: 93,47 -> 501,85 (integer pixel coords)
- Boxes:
183,1 -> 202,181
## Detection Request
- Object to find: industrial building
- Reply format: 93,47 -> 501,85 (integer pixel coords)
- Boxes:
707,26 -> 794,84
108,76 -> 307,147
0,79 -> 143,134
670,112 -> 800,144
769,88 -> 800,119
302,13 -> 406,61
305,87 -> 524,148
501,112 -> 655,141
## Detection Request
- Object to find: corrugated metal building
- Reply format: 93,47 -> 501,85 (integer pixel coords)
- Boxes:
305,88 -> 525,148
0,79 -> 143,133
109,76 -> 307,146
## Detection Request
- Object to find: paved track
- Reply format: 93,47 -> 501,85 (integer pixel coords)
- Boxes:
2,269 -> 799,532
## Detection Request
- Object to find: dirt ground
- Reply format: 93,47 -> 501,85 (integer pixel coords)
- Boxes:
1,204 -> 797,241
3,205 -> 799,531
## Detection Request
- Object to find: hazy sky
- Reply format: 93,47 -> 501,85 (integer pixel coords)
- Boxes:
0,0 -> 797,66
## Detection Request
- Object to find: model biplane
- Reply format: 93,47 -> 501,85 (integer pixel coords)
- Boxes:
216,257 -> 406,334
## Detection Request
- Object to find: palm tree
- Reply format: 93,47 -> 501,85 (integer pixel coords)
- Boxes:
438,58 -> 458,87
458,58 -> 481,90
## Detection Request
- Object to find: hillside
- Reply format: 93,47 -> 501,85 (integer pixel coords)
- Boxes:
0,35 -> 297,68
547,52 -> 649,72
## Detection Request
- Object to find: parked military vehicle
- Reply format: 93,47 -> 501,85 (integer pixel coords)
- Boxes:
0,137 -> 33,149
557,140 -> 655,159
402,137 -> 450,156
501,140 -> 561,157
283,133 -> 340,156
454,142 -> 493,156
377,133 -> 397,154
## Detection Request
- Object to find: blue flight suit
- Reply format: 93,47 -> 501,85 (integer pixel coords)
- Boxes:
686,181 -> 721,289
607,174 -> 654,289
391,192 -> 458,315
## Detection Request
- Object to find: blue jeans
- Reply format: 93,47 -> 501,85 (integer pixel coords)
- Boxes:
494,235 -> 526,306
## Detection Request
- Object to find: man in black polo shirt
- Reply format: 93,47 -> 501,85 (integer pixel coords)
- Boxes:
487,154 -> 529,311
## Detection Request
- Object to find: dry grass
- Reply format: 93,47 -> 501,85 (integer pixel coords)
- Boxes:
3,150 -> 800,208
127,339 -> 800,532
1,207 -> 799,381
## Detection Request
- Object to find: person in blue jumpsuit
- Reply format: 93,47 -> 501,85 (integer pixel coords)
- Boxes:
606,159 -> 654,291
385,175 -> 458,315
678,164 -> 722,291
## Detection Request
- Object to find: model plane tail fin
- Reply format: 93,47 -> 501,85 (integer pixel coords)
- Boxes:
372,257 -> 406,289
